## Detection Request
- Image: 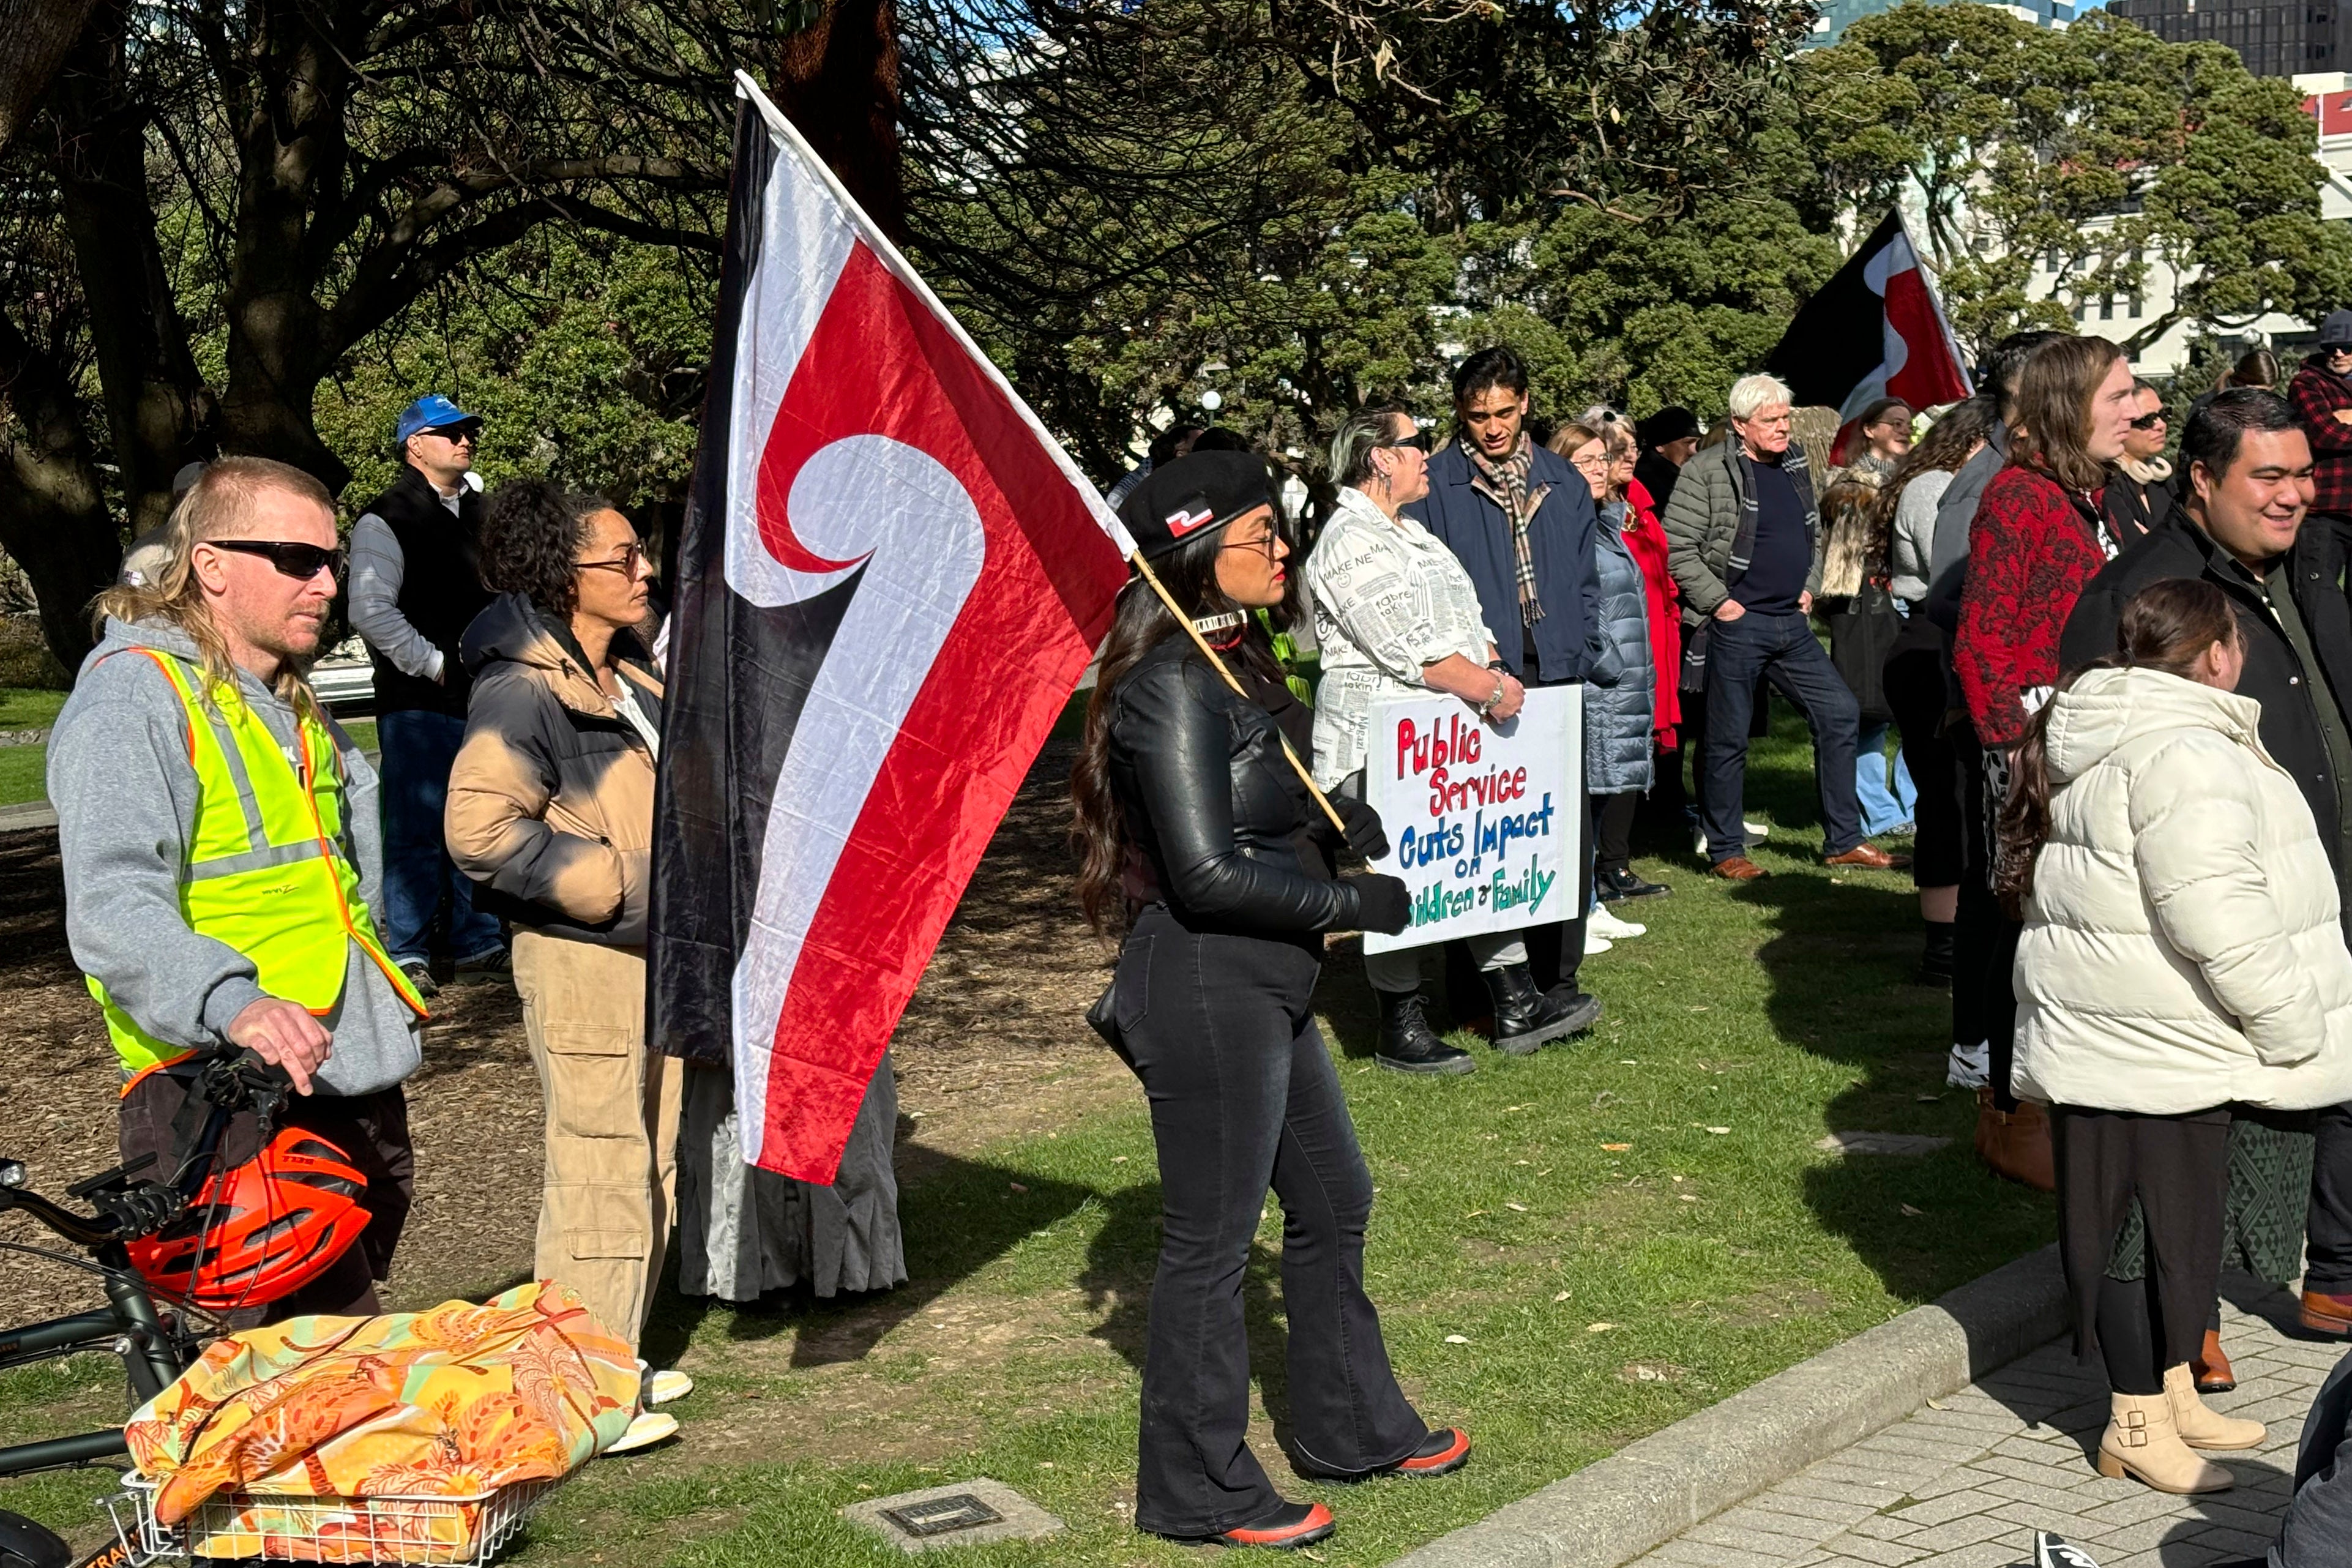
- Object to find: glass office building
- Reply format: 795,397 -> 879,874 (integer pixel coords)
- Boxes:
2107,0 -> 2348,77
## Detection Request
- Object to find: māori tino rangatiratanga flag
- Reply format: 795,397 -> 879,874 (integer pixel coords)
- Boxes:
651,73 -> 1132,1184
1765,210 -> 1974,460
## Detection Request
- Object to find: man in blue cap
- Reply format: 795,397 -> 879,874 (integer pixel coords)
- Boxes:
348,394 -> 505,996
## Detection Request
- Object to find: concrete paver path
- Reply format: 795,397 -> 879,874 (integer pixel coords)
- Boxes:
1627,1286 -> 2343,1568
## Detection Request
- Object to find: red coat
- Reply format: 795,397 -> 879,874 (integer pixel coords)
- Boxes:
1955,464 -> 2111,748
1623,479 -> 1682,745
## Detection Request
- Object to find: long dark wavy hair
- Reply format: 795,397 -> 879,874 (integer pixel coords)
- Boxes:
1994,577 -> 2241,918
1070,523 -> 1282,934
481,479 -> 605,620
1862,397 -> 1998,577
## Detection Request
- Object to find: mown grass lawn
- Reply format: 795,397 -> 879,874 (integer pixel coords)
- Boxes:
0,686 -> 375,807
0,707 -> 2055,1566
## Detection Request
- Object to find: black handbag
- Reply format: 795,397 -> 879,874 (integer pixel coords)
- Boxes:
1824,581 -> 1903,725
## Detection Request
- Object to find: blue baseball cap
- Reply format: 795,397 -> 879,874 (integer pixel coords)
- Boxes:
395,394 -> 482,446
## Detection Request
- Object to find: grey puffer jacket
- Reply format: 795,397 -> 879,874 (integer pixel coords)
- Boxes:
1585,501 -> 1656,793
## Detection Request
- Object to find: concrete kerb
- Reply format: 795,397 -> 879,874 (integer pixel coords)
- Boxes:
1390,1243 -> 2069,1568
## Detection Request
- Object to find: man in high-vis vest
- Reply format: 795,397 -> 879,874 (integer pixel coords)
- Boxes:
51,457 -> 429,1324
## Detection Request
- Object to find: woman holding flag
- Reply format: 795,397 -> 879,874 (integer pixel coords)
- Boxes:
1071,449 -> 1471,1549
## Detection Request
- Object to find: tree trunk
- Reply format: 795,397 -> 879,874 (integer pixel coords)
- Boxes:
0,312 -> 122,671
215,0 -> 349,493
48,0 -> 212,534
0,0 -> 102,153
766,0 -> 904,242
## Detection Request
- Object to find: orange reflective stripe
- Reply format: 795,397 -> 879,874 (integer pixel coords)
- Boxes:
119,1049 -> 198,1098
294,720 -> 428,1021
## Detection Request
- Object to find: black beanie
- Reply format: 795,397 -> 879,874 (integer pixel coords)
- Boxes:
1637,406 -> 1701,449
1117,450 -> 1273,561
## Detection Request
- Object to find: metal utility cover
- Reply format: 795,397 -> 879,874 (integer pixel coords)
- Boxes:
880,1495 -> 1002,1538
842,1478 -> 1065,1555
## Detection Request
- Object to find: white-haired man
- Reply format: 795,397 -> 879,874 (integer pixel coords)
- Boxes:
51,457 -> 427,1324
1662,374 -> 1897,879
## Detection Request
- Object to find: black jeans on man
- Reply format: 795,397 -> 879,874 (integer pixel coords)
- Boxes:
1697,610 -> 1863,863
1111,904 -> 1426,1537
2311,1105 -> 2352,1299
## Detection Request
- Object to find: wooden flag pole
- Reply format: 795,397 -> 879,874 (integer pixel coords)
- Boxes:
1127,551 -> 1351,837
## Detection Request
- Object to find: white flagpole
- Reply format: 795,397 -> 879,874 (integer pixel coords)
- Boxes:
730,70 -> 1136,558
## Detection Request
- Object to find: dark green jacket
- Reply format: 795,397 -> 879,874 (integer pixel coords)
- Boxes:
1660,438 -> 1826,626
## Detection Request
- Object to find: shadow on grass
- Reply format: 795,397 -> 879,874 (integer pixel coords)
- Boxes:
640,1149 -> 1100,1373
1721,702 -> 2056,1305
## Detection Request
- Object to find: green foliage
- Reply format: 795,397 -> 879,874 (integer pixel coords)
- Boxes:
316,234 -> 711,512
1802,2 -> 2352,357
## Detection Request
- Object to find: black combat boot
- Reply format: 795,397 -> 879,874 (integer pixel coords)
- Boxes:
1479,964 -> 1589,1056
1375,988 -> 1475,1076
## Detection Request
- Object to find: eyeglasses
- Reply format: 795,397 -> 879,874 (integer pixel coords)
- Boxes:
423,425 -> 478,446
2129,411 -> 2167,430
1380,432 -> 1433,454
575,541 -> 649,577
1219,529 -> 1280,561
208,540 -> 345,580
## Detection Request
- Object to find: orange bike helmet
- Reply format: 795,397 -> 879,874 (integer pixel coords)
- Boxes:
126,1127 -> 368,1310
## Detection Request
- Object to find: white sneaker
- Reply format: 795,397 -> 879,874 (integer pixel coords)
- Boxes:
1946,1039 -> 1990,1090
602,1411 -> 678,1456
1585,931 -> 1614,954
1589,905 -> 1646,940
1693,821 -> 1772,854
644,1368 -> 693,1406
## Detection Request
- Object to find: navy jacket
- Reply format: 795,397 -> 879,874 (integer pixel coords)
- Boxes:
1405,440 -> 1603,684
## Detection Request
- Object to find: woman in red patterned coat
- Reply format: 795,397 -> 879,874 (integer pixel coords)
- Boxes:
1954,332 -> 2141,1181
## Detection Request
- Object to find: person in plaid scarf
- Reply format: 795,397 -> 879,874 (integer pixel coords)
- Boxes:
1402,347 -> 1604,1043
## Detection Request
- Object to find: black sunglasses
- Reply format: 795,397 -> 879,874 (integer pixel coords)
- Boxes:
575,541 -> 648,576
1381,432 -> 1433,454
209,539 -> 345,580
2129,411 -> 2167,430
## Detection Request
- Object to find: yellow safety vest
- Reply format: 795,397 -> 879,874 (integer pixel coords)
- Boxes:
92,649 -> 428,1076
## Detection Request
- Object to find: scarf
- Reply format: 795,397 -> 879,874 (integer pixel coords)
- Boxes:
1463,435 -> 1551,625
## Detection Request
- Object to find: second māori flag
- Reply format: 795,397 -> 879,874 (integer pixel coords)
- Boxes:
1766,211 -> 1975,459
652,74 -> 1133,1183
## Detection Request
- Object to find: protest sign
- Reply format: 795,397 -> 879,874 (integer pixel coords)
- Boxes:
1361,687 -> 1583,954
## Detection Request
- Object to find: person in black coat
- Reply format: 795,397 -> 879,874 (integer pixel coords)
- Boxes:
2061,389 -> 2352,1353
1070,452 -> 1471,1551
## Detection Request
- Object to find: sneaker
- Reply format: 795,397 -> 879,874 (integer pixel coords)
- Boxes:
601,1411 -> 678,1457
1588,905 -> 1645,941
1208,1501 -> 1335,1550
1692,823 -> 1771,856
452,947 -> 512,985
2034,1533 -> 2100,1568
397,959 -> 439,999
1946,1039 -> 1990,1089
1585,931 -> 1614,954
642,1366 -> 694,1406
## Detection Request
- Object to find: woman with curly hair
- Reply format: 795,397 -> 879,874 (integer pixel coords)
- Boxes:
446,479 -> 685,1356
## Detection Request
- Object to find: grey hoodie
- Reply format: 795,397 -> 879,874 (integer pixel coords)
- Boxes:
49,617 -> 424,1096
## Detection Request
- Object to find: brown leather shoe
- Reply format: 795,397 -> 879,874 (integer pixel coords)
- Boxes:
1824,843 -> 1911,870
2193,1329 -> 2236,1394
1710,856 -> 1769,881
1974,1088 -> 2056,1192
2302,1288 -> 2352,1335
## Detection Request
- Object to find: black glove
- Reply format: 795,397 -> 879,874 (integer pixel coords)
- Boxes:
1351,872 -> 1412,935
1329,793 -> 1390,861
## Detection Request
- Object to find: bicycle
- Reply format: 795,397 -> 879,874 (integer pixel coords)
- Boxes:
0,1050 -> 296,1568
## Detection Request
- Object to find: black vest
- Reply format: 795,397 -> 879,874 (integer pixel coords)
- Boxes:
360,466 -> 493,716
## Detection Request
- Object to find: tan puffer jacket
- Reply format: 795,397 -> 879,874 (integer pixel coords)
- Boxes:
2013,664 -> 2352,1114
446,593 -> 662,947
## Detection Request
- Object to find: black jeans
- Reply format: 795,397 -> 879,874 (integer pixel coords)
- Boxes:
1697,610 -> 1863,862
1955,731 -> 2023,1105
1593,791 -> 1641,877
2310,1103 -> 2352,1296
1112,904 -> 1426,1536
1882,643 -> 1963,889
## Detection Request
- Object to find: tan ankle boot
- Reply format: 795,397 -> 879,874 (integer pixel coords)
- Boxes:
2163,1362 -> 2265,1451
2096,1389 -> 2233,1493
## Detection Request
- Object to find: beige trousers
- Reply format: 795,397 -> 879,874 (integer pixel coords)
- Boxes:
512,930 -> 681,1350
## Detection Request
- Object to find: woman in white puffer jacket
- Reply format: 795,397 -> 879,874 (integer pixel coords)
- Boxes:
2003,578 -> 2352,1498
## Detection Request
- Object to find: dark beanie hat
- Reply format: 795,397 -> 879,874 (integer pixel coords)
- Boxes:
2323,310 -> 2352,348
1118,450 -> 1273,561
1637,406 -> 1701,449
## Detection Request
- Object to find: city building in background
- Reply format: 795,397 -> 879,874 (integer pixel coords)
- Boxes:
2109,0 -> 2349,78
1806,0 -> 2075,49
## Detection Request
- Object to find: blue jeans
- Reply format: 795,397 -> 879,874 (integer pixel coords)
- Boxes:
376,708 -> 504,966
1856,721 -> 1917,837
1698,610 -> 1863,862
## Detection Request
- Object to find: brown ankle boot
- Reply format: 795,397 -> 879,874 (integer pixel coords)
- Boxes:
2096,1389 -> 2234,1493
2193,1329 -> 2235,1394
2164,1363 -> 2264,1451
1973,1089 -> 2056,1192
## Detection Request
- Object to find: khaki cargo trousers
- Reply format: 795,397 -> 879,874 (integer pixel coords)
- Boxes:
513,930 -> 681,1350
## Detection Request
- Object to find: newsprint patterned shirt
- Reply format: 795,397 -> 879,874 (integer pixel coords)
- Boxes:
1305,485 -> 1496,788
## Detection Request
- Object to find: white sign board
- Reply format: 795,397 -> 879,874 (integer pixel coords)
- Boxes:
1361,687 -> 1583,954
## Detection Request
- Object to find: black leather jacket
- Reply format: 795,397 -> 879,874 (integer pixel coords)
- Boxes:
1107,637 -> 1365,936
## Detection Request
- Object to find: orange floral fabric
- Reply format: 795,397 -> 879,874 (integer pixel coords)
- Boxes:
125,1280 -> 638,1549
